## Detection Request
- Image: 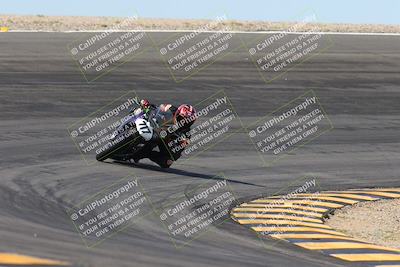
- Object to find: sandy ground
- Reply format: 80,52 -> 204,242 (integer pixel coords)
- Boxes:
327,199 -> 400,249
1,14 -> 400,32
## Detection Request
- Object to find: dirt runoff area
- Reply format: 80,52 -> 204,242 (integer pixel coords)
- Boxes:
1,14 -> 400,33
326,199 -> 400,249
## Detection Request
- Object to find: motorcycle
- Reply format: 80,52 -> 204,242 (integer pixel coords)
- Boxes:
96,99 -> 175,162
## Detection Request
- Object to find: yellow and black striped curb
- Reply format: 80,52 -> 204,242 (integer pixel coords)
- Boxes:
0,252 -> 69,266
231,188 -> 400,266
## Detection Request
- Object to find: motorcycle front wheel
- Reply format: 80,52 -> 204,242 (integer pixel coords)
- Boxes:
96,133 -> 142,161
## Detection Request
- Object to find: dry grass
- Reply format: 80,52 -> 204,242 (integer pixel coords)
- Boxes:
1,14 -> 400,33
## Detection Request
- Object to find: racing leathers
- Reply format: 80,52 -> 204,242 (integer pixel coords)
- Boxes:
133,102 -> 194,168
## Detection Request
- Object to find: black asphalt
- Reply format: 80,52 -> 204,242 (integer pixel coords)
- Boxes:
0,32 -> 399,267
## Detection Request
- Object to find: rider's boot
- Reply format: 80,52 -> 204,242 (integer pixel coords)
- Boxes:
131,155 -> 141,163
149,151 -> 173,168
131,142 -> 154,164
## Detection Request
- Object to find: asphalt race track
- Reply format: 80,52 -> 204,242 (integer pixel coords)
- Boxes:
0,32 -> 400,267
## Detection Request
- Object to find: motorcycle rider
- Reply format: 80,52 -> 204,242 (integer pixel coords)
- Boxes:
132,99 -> 196,168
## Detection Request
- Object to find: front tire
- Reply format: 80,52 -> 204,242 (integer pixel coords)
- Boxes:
96,134 -> 140,161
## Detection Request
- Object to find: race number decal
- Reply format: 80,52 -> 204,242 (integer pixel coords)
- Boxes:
135,118 -> 153,141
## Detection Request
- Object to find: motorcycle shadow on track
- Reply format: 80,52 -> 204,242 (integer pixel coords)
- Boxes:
107,160 -> 266,188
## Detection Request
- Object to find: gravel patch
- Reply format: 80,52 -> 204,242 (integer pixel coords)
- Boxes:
326,199 -> 400,249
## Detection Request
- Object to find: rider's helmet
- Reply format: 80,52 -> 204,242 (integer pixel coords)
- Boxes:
175,104 -> 196,127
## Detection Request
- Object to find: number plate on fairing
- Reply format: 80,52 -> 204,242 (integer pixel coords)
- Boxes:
135,118 -> 153,141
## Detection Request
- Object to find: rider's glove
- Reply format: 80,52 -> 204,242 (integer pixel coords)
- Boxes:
140,99 -> 151,115
140,99 -> 150,109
